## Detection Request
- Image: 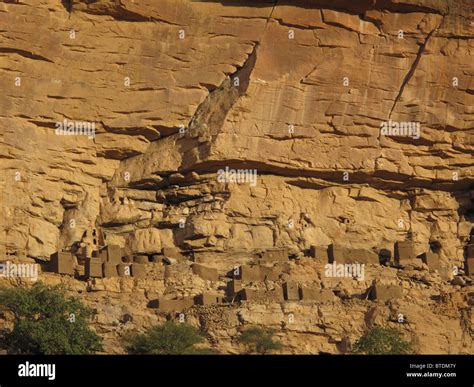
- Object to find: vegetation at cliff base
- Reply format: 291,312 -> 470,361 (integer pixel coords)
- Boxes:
238,326 -> 282,354
0,282 -> 102,354
124,321 -> 214,354
353,326 -> 414,354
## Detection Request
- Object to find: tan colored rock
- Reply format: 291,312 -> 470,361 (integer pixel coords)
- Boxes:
0,0 -> 471,355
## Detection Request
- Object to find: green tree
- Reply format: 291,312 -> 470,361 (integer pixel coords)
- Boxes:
0,282 -> 102,354
238,326 -> 282,354
125,321 -> 213,354
353,326 -> 414,354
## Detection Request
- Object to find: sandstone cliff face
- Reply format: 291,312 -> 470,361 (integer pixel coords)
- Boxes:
0,0 -> 473,354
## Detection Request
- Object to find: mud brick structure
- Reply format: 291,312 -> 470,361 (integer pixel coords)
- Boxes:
239,265 -> 262,282
106,245 -> 123,264
91,227 -> 106,247
117,264 -> 131,277
241,288 -> 284,302
465,258 -> 474,277
226,279 -> 242,296
192,263 -> 219,281
194,293 -> 223,305
85,258 -> 103,278
150,254 -> 162,263
421,252 -> 441,271
131,263 -> 146,278
103,262 -> 118,278
122,256 -> 133,263
328,245 -> 379,265
283,282 -> 300,301
309,245 -> 329,261
133,255 -> 149,264
77,246 -> 89,262
157,298 -> 194,312
92,249 -> 108,264
370,284 -> 403,301
300,288 -> 336,302
467,244 -> 474,259
395,241 -> 419,264
50,252 -> 75,276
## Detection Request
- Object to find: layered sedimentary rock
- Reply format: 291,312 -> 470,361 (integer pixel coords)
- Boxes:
0,0 -> 472,354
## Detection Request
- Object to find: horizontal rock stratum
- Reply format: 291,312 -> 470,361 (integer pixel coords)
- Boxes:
0,0 -> 472,354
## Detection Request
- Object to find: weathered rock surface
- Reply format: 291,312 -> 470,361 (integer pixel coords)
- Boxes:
0,0 -> 472,354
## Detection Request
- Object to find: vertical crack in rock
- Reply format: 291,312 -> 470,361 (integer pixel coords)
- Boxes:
266,0 -> 278,30
61,0 -> 73,13
388,19 -> 444,119
187,44 -> 258,138
193,0 -> 276,137
254,0 -> 278,45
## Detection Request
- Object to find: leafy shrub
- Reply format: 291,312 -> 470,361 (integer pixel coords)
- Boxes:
125,321 -> 212,354
353,326 -> 414,354
0,282 -> 102,354
238,326 -> 282,354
